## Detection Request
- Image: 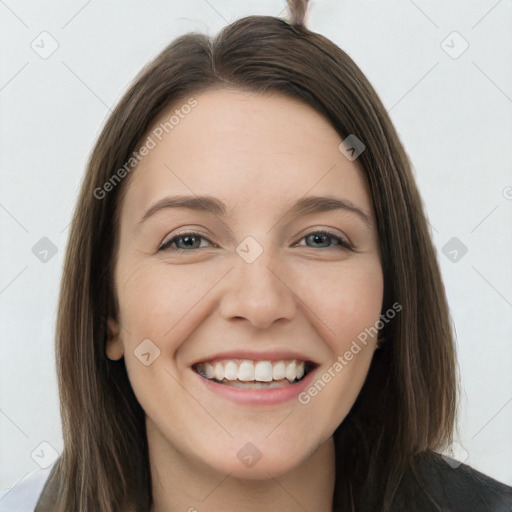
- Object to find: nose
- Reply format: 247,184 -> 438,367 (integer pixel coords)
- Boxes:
218,248 -> 297,329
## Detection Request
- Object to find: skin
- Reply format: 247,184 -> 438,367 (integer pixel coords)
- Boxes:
106,88 -> 384,512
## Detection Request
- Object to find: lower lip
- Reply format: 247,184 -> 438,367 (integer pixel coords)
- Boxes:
193,367 -> 318,405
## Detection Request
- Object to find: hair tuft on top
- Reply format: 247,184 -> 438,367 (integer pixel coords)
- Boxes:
287,0 -> 310,27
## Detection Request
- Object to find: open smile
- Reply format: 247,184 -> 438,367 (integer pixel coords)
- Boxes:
192,358 -> 318,397
193,358 -> 316,386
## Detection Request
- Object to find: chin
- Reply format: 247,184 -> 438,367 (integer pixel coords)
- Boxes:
202,440 -> 314,481
221,456 -> 306,481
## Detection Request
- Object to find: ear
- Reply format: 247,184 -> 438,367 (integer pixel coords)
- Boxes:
106,316 -> 125,360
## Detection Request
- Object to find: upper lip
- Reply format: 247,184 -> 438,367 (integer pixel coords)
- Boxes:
191,349 -> 320,366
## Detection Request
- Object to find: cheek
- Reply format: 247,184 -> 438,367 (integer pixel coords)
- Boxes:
116,258 -> 215,340
114,259 -> 225,405
292,259 -> 383,430
292,257 -> 384,347
114,260 -> 193,416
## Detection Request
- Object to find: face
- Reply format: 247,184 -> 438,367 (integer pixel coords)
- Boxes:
106,88 -> 384,480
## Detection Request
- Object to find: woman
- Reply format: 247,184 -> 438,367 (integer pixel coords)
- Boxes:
2,1 -> 511,511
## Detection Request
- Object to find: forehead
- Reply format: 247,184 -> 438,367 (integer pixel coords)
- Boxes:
121,88 -> 373,222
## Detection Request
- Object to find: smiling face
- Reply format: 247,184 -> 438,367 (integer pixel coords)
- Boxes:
106,88 -> 384,480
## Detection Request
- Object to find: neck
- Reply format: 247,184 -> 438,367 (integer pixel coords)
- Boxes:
146,420 -> 336,512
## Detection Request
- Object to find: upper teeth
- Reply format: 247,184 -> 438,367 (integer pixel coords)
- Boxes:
195,359 -> 306,383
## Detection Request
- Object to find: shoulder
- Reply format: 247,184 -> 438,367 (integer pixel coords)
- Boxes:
0,462 -> 56,512
392,450 -> 512,512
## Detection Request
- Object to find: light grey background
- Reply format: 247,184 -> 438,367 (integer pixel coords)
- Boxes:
1,0 -> 511,491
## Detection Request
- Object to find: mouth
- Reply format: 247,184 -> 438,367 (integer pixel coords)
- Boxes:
192,359 -> 317,389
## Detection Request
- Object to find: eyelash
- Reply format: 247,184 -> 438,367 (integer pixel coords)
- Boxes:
158,230 -> 353,252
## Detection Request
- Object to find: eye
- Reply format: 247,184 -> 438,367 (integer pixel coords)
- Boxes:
295,230 -> 353,251
158,229 -> 353,252
158,232 -> 214,252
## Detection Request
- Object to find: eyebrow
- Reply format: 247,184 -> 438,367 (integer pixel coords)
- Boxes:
138,194 -> 374,232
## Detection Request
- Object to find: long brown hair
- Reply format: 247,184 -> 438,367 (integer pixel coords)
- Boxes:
49,4 -> 458,511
